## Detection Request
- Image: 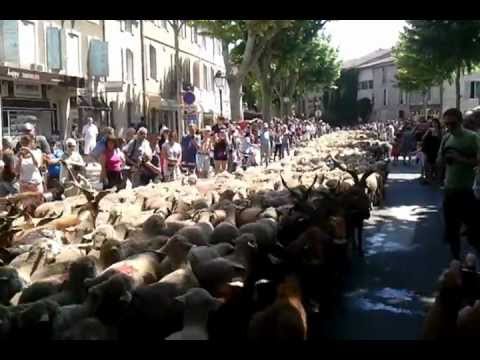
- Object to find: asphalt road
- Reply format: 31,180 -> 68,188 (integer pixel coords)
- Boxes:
319,162 -> 454,340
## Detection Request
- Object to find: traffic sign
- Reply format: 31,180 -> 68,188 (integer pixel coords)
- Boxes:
183,91 -> 195,105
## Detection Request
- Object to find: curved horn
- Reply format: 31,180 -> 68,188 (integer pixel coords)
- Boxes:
280,174 -> 295,196
306,175 -> 318,197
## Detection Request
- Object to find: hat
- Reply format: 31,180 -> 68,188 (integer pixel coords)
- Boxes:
23,122 -> 34,132
204,126 -> 212,132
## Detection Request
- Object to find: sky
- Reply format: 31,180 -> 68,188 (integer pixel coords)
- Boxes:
324,20 -> 407,62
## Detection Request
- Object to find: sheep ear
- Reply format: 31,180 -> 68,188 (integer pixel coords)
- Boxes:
175,294 -> 188,304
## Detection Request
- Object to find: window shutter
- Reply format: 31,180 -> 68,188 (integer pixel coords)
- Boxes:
144,44 -> 149,80
46,27 -> 61,70
120,20 -> 125,32
60,28 -> 67,71
89,39 -> 109,77
1,20 -> 20,64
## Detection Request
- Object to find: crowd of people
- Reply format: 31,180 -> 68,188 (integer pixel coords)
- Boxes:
0,115 -> 331,201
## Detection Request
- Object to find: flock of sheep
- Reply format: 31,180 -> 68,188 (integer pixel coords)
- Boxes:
0,129 -> 396,340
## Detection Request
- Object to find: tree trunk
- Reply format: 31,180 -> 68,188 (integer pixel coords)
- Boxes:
174,25 -> 184,136
455,66 -> 462,110
261,82 -> 273,123
229,78 -> 243,122
439,82 -> 444,115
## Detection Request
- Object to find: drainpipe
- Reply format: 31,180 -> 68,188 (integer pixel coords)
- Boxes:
140,20 -> 147,122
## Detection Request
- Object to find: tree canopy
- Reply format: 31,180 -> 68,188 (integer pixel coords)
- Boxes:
394,20 -> 480,109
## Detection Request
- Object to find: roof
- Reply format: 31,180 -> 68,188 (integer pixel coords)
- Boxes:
342,48 -> 392,69
357,55 -> 395,69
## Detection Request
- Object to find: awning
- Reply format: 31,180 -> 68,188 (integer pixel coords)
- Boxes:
148,95 -> 179,111
1,98 -> 55,112
0,66 -> 86,88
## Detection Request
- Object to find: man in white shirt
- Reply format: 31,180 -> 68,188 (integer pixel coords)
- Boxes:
82,117 -> 99,155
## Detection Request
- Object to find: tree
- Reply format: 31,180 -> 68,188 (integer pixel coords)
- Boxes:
269,34 -> 340,118
191,20 -> 293,121
252,20 -> 331,121
167,20 -> 187,136
397,21 -> 480,109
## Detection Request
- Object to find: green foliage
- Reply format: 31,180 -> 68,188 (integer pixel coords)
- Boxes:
394,21 -> 480,108
323,68 -> 359,125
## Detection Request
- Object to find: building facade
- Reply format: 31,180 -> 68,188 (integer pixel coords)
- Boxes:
0,20 -> 230,142
0,20 -> 108,140
350,48 -> 442,122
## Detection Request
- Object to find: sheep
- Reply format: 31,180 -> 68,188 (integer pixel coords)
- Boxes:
165,288 -> 222,340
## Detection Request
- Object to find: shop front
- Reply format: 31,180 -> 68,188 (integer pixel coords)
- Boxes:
147,96 -> 179,134
0,66 -> 85,140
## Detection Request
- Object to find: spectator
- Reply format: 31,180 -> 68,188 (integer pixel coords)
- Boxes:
282,125 -> 290,157
400,123 -> 416,166
125,127 -> 153,186
100,135 -> 126,190
0,138 -> 18,197
15,121 -> 51,155
437,108 -> 480,260
82,117 -> 99,156
273,124 -> 284,161
44,141 -> 64,191
260,123 -> 272,168
213,128 -> 229,173
155,127 -> 169,181
422,118 -> 443,184
181,124 -> 199,175
59,139 -> 86,197
161,131 -> 182,181
16,135 -> 44,194
196,126 -> 213,178
212,116 -> 226,134
90,127 -> 114,162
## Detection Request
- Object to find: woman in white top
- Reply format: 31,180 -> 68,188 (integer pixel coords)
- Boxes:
161,131 -> 182,181
16,135 -> 44,194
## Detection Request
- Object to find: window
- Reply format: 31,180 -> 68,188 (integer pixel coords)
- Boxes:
203,64 -> 208,90
382,67 -> 386,84
193,62 -> 200,88
182,58 -> 191,85
19,20 -> 36,67
66,32 -> 80,76
162,20 -> 168,30
470,81 -> 480,99
126,49 -> 134,83
181,24 -> 187,38
358,80 -> 373,90
125,20 -> 133,33
202,35 -> 207,49
211,68 -> 215,91
399,90 -> 404,104
383,88 -> 388,106
193,27 -> 198,44
149,45 -> 157,80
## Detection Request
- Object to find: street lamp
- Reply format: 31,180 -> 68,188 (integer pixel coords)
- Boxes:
214,71 -> 225,117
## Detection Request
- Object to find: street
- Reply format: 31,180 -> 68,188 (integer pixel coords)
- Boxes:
316,162 -> 455,339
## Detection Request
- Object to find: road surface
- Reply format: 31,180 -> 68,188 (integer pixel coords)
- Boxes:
316,162 -> 465,340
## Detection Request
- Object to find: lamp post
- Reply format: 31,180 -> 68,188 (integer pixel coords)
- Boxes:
214,71 -> 225,117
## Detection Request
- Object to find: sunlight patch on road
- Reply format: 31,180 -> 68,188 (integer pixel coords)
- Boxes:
388,173 -> 422,181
